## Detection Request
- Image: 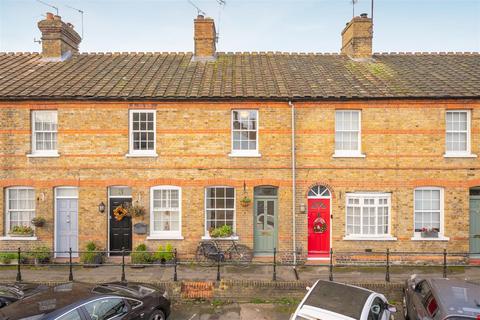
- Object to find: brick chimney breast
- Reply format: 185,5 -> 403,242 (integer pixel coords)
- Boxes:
38,12 -> 81,61
341,13 -> 373,59
193,15 -> 217,61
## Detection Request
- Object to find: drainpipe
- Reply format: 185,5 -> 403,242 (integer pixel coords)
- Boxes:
289,100 -> 297,266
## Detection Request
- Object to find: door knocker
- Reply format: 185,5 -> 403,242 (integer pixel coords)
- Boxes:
313,213 -> 327,234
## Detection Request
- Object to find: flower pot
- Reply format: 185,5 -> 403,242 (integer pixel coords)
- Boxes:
421,231 -> 439,238
8,233 -> 34,238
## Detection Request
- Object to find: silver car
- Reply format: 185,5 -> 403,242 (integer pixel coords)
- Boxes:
403,276 -> 480,320
291,280 -> 396,320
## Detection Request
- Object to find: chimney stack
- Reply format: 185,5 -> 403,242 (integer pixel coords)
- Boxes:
38,12 -> 81,60
194,15 -> 216,60
341,13 -> 373,59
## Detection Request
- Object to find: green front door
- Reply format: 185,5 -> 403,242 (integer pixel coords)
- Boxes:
470,197 -> 480,258
254,197 -> 278,256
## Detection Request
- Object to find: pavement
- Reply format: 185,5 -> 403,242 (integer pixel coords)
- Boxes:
0,263 -> 479,284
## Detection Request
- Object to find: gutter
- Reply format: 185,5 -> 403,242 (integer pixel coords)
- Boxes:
289,100 -> 297,266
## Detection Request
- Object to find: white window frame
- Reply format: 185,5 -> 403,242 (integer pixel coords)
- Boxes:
28,110 -> 59,157
3,187 -> 36,240
333,110 -> 365,158
229,109 -> 261,157
126,109 -> 158,157
412,187 -> 449,241
444,110 -> 476,158
203,186 -> 237,239
343,192 -> 396,241
148,186 -> 183,240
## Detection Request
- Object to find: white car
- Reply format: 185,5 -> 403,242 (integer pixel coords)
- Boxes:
291,280 -> 397,320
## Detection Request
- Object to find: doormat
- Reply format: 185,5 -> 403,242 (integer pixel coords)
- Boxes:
181,281 -> 214,299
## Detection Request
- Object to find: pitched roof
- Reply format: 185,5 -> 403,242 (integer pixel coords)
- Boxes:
0,52 -> 478,100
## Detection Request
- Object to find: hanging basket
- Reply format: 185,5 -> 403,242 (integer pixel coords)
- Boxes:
240,196 -> 251,207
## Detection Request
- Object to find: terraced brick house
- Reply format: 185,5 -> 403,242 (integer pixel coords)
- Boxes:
0,12 -> 479,263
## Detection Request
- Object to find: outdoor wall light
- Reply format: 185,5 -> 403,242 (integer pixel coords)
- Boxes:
300,203 -> 306,213
98,201 -> 106,213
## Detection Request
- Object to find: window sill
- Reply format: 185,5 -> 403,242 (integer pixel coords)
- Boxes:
332,152 -> 366,158
443,153 -> 477,158
201,235 -> 239,241
125,153 -> 158,158
27,152 -> 60,158
228,152 -> 261,158
411,236 -> 450,241
0,236 -> 38,241
147,235 -> 184,240
343,235 -> 397,241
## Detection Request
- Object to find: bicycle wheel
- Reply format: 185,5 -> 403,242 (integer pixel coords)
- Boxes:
195,245 -> 216,267
229,244 -> 253,265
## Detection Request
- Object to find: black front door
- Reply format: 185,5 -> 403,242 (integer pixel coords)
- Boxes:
109,198 -> 132,255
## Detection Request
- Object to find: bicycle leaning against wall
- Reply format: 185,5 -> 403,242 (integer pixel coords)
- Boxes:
195,239 -> 253,267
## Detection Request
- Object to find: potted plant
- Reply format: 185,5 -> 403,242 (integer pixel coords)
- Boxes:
31,217 -> 46,228
210,225 -> 233,238
420,227 -> 439,238
131,244 -> 152,268
81,241 -> 104,267
0,253 -> 17,265
30,246 -> 51,264
240,195 -> 252,207
153,243 -> 175,265
127,204 -> 146,219
8,226 -> 34,237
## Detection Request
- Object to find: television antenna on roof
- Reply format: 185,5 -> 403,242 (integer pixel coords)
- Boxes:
36,0 -> 58,15
351,0 -> 358,18
187,0 -> 206,16
65,4 -> 85,39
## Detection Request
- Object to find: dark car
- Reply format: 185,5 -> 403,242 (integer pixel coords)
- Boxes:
0,282 -> 170,320
403,276 -> 480,320
0,283 -> 49,308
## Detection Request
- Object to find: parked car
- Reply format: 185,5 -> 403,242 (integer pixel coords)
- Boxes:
290,280 -> 396,320
0,281 -> 170,320
403,276 -> 480,320
0,283 -> 49,308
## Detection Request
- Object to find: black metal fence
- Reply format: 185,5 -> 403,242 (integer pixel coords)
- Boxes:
0,247 -> 479,283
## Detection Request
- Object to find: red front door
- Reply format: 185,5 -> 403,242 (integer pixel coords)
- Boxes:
308,198 -> 330,257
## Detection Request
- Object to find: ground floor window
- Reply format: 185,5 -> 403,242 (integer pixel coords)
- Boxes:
345,193 -> 391,237
150,186 -> 181,238
5,187 -> 35,234
205,187 -> 235,235
414,187 -> 442,235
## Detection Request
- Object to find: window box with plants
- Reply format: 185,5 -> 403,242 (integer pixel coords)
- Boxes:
130,244 -> 153,268
8,226 -> 34,237
209,225 -> 235,239
420,227 -> 439,238
81,241 -> 104,267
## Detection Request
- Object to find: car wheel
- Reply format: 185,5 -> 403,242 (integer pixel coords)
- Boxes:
149,309 -> 166,320
403,296 -> 410,320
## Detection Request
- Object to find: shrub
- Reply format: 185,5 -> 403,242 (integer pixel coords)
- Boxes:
0,253 -> 16,264
86,241 -> 96,251
131,244 -> 152,264
81,241 -> 102,264
153,243 -> 175,262
30,246 -> 51,263
210,225 -> 233,238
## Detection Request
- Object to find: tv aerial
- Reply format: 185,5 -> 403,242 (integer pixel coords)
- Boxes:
187,0 -> 206,16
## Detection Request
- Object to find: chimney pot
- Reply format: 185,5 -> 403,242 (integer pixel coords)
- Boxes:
38,12 -> 81,60
341,14 -> 373,59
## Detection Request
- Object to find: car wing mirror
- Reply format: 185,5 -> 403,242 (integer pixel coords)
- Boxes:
305,286 -> 311,291
387,304 -> 397,313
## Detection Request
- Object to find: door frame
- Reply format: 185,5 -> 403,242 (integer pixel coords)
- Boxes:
54,186 -> 79,258
107,186 -> 132,257
253,189 -> 279,256
469,190 -> 480,258
307,185 -> 332,259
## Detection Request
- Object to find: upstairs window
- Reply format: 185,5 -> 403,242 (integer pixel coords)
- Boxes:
445,110 -> 472,156
128,110 -> 156,156
5,187 -> 35,235
31,110 -> 58,156
230,110 -> 259,156
334,110 -> 362,157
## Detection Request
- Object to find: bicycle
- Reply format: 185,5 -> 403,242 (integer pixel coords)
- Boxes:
195,239 -> 253,266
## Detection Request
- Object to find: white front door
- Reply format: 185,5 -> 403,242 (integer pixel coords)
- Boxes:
55,187 -> 79,258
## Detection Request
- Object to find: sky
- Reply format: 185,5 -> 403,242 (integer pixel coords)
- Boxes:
0,0 -> 479,53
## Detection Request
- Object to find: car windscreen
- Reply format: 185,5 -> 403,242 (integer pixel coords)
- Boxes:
302,281 -> 371,319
